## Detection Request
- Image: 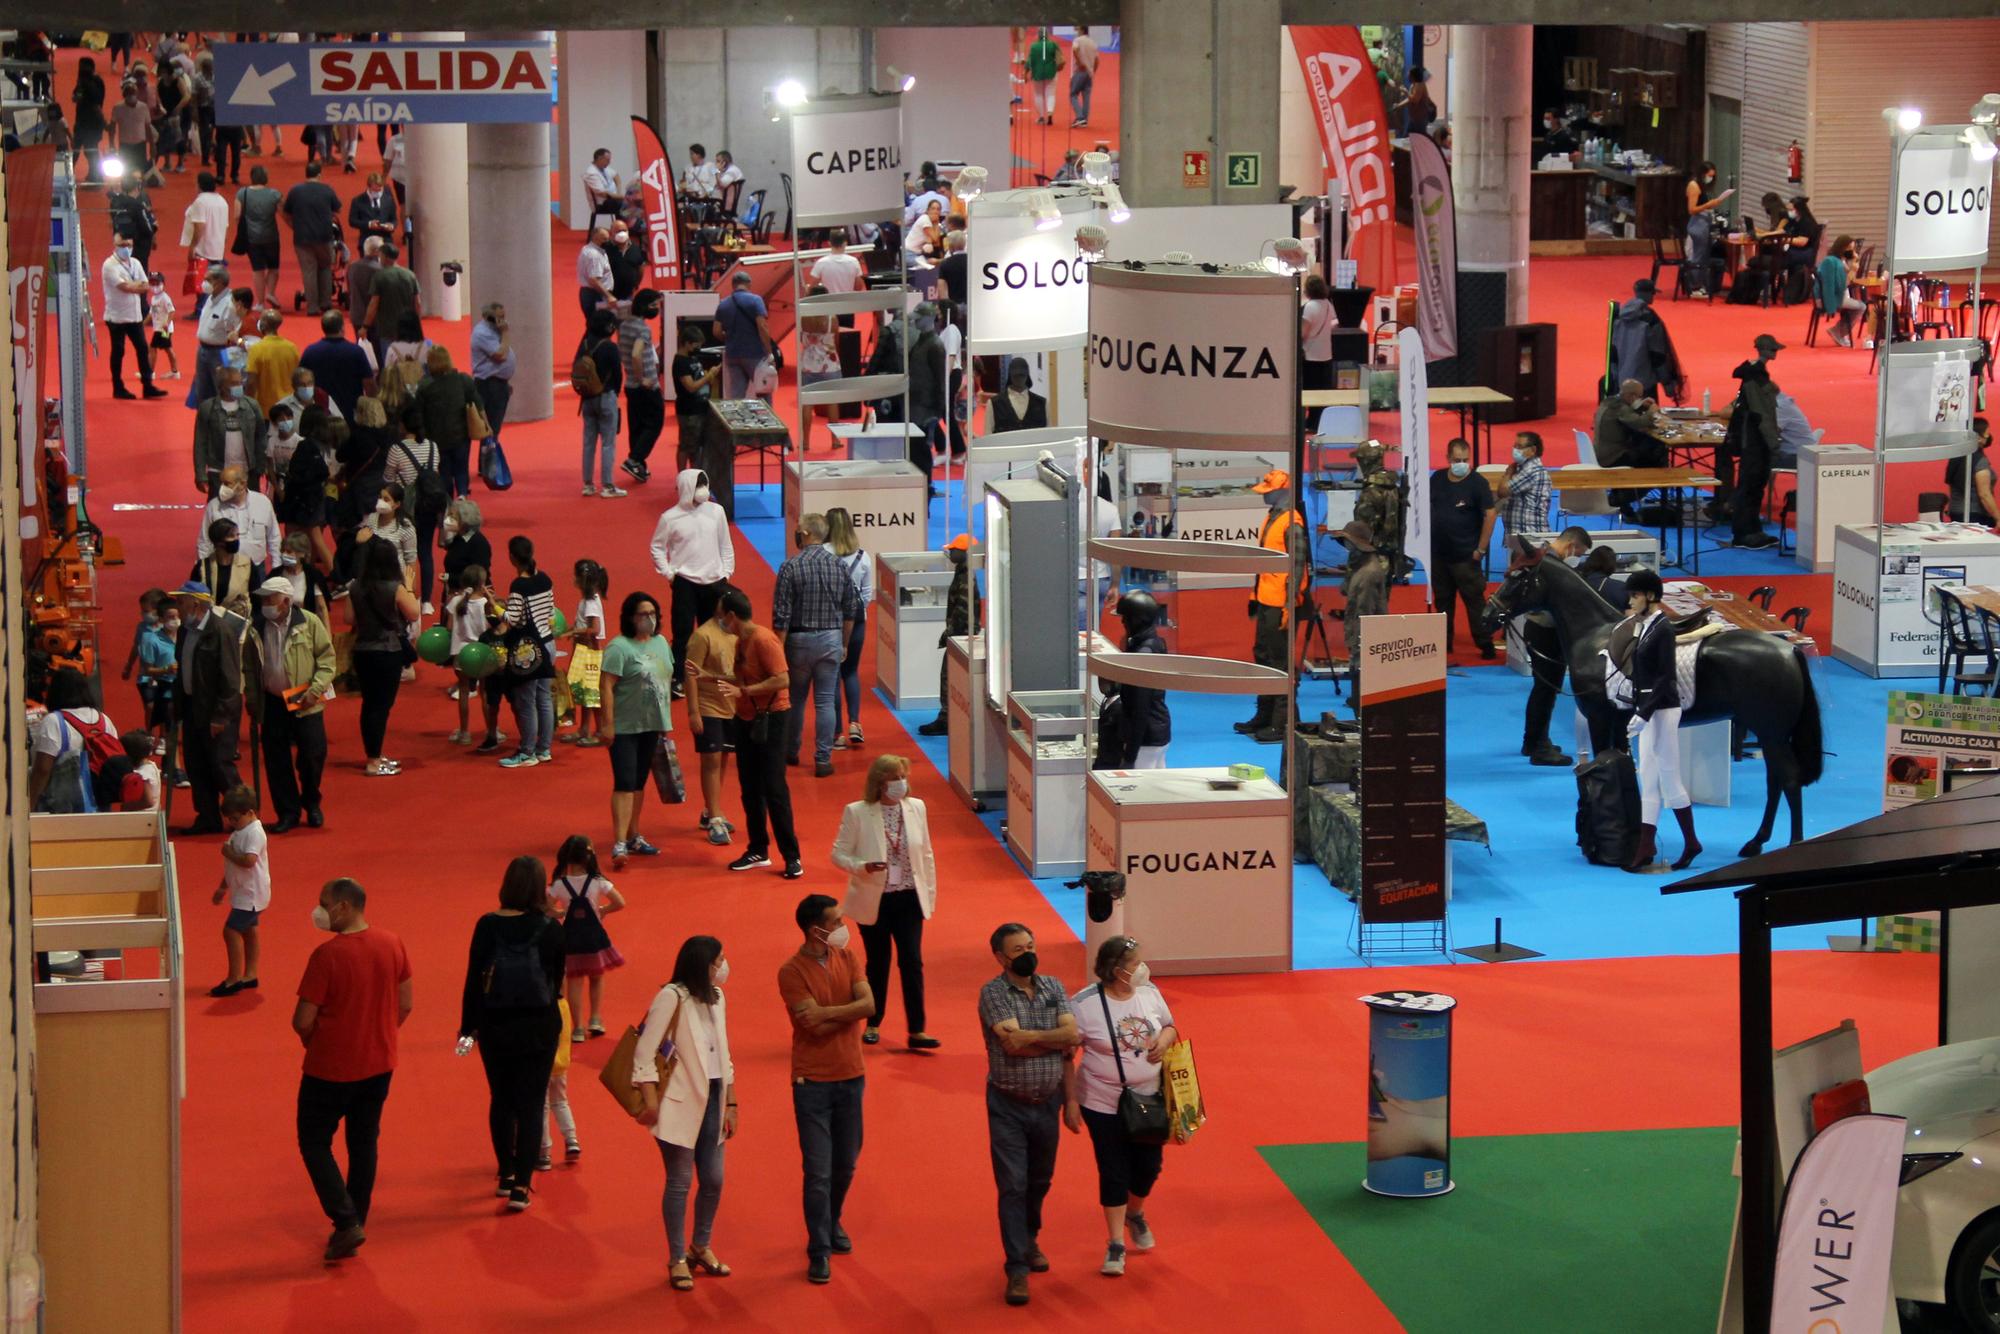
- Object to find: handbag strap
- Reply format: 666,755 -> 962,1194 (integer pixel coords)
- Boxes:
1098,986 -> 1131,1089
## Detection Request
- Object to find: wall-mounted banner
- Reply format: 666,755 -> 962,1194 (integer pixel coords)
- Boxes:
1407,132 -> 1458,362
630,116 -> 682,288
8,145 -> 54,545
789,94 -> 904,229
211,40 -> 553,126
1291,25 -> 1398,300
1085,263 -> 1297,453
1884,688 -> 2000,809
967,189 -> 1094,356
1770,1113 -> 1904,1334
1358,612 -> 1447,925
1891,137 -> 1994,274
1398,326 -> 1432,597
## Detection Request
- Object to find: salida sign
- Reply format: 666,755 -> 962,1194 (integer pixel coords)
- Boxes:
212,40 -> 554,126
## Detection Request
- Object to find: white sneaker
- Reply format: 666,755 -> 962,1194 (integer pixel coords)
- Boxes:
422,600 -> 435,616
600,486 -> 628,498
581,485 -> 597,498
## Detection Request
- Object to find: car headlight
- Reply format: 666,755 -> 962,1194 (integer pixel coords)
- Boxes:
1901,1151 -> 1964,1186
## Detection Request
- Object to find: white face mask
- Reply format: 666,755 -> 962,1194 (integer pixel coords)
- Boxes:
883,778 -> 909,801
275,422 -> 296,438
311,905 -> 334,932
261,603 -> 286,622
221,385 -> 241,401
1449,461 -> 1470,480
1121,961 -> 1151,988
442,519 -> 460,536
219,484 -> 243,502
281,553 -> 301,567
375,499 -> 394,517
694,485 -> 711,505
822,923 -> 851,951
712,959 -> 731,987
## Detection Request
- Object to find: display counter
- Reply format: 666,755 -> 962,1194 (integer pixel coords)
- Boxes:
1794,444 -> 1877,574
1530,168 -> 1590,244
832,421 -> 926,463
947,633 -> 1007,809
1005,690 -> 1092,878
1087,767 -> 1291,975
782,459 -> 928,559
706,397 -> 789,513
1832,523 -> 2000,677
875,550 -> 957,709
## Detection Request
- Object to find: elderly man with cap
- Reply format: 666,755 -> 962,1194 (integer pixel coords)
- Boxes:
197,463 -> 280,571
1236,470 -> 1309,742
173,579 -> 247,836
918,534 -> 981,738
1715,333 -> 1786,550
1336,519 -> 1390,714
246,576 -> 336,833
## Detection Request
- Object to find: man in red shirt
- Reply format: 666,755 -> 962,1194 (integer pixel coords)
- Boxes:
293,877 -> 413,1261
777,893 -> 874,1283
715,587 -> 803,878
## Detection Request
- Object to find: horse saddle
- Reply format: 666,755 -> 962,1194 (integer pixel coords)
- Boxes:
1604,614 -> 1718,710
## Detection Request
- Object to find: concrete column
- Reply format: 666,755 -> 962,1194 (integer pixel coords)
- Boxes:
556,30 -> 647,230
1448,25 -> 1532,325
469,32 -> 555,424
1119,0 -> 1281,208
402,32 -> 470,318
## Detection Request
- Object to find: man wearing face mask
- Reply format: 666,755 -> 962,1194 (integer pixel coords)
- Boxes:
651,468 -> 737,688
980,922 -> 1079,1307
102,230 -> 167,399
1428,438 -> 1498,659
173,580 -> 246,836
244,308 -> 300,416
191,368 -> 269,499
772,513 -> 861,778
917,534 -> 981,737
346,172 -> 398,249
187,264 -> 241,407
1236,470 -> 1309,742
605,225 -> 645,303
293,876 -> 413,1263
1514,526 -> 1596,767
777,893 -> 873,1284
247,578 -> 335,833
197,464 -> 279,570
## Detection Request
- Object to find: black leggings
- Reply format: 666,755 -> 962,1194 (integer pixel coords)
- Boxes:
476,1007 -> 561,1185
352,648 -> 405,759
1082,1106 -> 1164,1207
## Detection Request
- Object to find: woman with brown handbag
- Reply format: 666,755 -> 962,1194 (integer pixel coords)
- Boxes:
632,935 -> 736,1292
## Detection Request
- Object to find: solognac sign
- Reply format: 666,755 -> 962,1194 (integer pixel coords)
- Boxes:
790,96 -> 905,228
1892,139 -> 1994,273
967,191 -> 1091,356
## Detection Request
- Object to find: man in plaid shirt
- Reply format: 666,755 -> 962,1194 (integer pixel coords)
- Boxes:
771,512 -> 861,776
1496,431 -> 1553,546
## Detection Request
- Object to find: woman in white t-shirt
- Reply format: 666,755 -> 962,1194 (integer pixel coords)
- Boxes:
1064,935 -> 1179,1278
28,669 -> 117,813
797,284 -> 842,450
1300,274 -> 1336,385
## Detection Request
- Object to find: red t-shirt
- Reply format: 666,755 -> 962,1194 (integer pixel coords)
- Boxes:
735,624 -> 791,721
298,927 -> 412,1082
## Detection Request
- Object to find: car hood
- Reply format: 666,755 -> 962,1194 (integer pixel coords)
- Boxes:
1867,1037 -> 2000,1153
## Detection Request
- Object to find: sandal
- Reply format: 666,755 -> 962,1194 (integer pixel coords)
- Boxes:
669,1259 -> 694,1291
686,1247 -> 731,1277
576,734 -> 605,747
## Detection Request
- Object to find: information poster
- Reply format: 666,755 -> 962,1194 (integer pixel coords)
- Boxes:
1362,990 -> 1455,1197
1358,614 -> 1446,922
1884,690 -> 2000,809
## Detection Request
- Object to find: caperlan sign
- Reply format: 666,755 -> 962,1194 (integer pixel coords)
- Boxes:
1892,140 -> 1994,273
211,41 -> 554,126
790,97 -> 905,228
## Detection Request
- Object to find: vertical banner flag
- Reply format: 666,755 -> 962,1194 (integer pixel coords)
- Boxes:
1769,1113 -> 1905,1334
8,145 -> 55,544
1407,131 -> 1458,362
1292,26 -> 1397,300
1357,613 -> 1447,925
630,116 -> 682,288
1398,326 -> 1432,602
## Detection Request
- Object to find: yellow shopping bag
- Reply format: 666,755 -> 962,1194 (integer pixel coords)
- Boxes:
553,998 -> 573,1075
1162,1039 -> 1206,1143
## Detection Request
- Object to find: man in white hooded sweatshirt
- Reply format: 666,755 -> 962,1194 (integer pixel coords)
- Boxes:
651,468 -> 737,694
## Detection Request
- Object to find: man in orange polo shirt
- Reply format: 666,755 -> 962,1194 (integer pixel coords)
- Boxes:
715,587 -> 803,878
778,893 -> 875,1284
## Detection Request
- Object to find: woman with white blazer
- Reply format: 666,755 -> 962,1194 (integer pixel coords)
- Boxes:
831,754 -> 940,1050
633,935 -> 736,1291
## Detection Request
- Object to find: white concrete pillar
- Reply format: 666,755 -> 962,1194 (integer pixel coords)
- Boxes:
1119,0 -> 1281,208
1448,25 -> 1532,325
469,117 -> 554,423
556,30 -> 647,231
402,32 -> 470,319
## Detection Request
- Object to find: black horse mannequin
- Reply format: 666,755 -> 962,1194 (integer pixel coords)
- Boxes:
1485,540 -> 1823,856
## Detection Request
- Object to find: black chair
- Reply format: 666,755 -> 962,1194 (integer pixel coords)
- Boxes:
1747,586 -> 1777,611
1780,606 -> 1810,636
779,172 -> 795,241
1938,588 -> 1999,696
1803,301 -> 1824,347
1911,278 -> 1953,340
1918,490 -> 1950,520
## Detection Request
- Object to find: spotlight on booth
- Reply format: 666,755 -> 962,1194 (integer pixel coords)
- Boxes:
956,164 -> 989,202
1972,93 -> 2000,126
1162,250 -> 1194,265
1967,125 -> 1999,163
99,155 -> 125,181
1076,223 -> 1109,260
1883,105 -> 1923,133
886,66 -> 916,93
1100,181 -> 1130,224
1029,190 -> 1062,232
774,79 -> 809,109
1079,151 -> 1113,186
1260,237 -> 1310,276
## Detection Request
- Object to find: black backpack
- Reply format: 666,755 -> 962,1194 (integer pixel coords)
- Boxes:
278,440 -> 330,525
482,918 -> 554,1009
1575,750 -> 1642,866
397,440 -> 449,523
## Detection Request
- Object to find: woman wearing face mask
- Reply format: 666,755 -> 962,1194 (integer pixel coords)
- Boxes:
441,497 -> 493,610
632,934 -> 737,1291
385,407 -> 443,612
598,590 -> 676,868
350,536 -> 420,776
278,531 -> 334,626
831,755 -> 939,1050
1063,935 -> 1179,1277
364,481 -> 419,599
1681,160 -> 1733,301
988,356 -> 1048,433
1777,196 -> 1822,303
1618,568 -> 1697,873
192,517 -> 257,616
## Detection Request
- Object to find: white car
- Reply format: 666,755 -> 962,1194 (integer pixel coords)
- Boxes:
1867,1036 -> 2000,1329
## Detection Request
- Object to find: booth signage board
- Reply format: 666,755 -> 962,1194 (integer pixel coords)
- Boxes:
1358,614 -> 1447,924
967,193 -> 1092,356
1085,264 -> 1298,453
1398,327 -> 1432,596
782,460 -> 927,559
1831,523 -> 2000,677
790,96 -> 904,228
1884,690 -> 2000,808
211,41 -> 554,125
1891,139 -> 1994,274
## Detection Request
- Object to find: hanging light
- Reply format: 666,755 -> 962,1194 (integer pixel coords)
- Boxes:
886,66 -> 916,93
1079,151 -> 1113,186
955,164 -> 989,202
1971,93 -> 2000,126
774,79 -> 808,109
1883,105 -> 1922,133
1076,223 -> 1109,260
1100,181 -> 1130,224
1260,237 -> 1310,276
1028,190 -> 1062,231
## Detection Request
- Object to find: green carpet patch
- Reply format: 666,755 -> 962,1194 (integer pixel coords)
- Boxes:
1259,1127 -> 1737,1334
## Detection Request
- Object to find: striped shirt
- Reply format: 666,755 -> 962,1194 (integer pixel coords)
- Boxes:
506,571 -> 557,641
617,315 -> 660,390
771,543 -> 861,633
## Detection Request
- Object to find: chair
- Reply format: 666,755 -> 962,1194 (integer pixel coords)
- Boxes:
718,178 -> 744,221
1911,278 -> 1953,340
1938,588 -> 1999,696
1917,491 -> 1949,522
1557,461 -> 1616,518
1747,586 -> 1776,611
779,172 -> 795,240
1780,606 -> 1810,636
1573,427 -> 1601,468
1803,301 -> 1824,347
1650,236 -> 1686,299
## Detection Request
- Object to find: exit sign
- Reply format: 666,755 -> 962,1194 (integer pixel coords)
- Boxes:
1182,151 -> 1210,189
1226,152 -> 1262,188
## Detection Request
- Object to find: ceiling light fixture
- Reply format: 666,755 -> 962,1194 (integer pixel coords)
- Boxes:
955,165 -> 989,202
774,79 -> 808,109
1882,105 -> 1922,133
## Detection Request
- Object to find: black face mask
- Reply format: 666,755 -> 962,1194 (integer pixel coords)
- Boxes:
1008,951 -> 1038,978
221,539 -> 241,555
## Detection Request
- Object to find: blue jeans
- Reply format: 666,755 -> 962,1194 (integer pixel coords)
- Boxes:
987,1084 -> 1062,1277
784,628 -> 843,766
508,676 -> 554,756
835,618 -> 866,730
659,1078 -> 726,1258
581,390 -> 620,487
792,1076 -> 864,1261
188,341 -> 225,408
1070,66 -> 1093,123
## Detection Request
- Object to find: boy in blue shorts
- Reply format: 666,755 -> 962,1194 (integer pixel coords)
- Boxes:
208,785 -> 269,998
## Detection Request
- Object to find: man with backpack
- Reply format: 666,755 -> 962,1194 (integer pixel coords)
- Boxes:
574,307 -> 628,499
27,668 -> 124,814
712,271 -> 774,403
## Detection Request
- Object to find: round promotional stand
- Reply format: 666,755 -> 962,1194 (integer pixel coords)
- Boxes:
1360,990 -> 1456,1197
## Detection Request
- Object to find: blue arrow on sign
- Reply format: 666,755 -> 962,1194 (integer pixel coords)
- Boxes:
212,41 -> 554,127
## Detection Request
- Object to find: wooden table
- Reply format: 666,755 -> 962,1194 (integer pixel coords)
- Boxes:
1492,466 -> 1723,573
1666,585 -> 1815,649
1650,411 -> 1729,468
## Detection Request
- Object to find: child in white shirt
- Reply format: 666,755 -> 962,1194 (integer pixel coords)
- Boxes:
147,278 -> 180,379
446,564 -> 501,746
564,559 -> 608,745
207,785 -> 269,998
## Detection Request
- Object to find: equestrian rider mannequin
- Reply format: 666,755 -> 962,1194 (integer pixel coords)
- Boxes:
1622,569 -> 1700,873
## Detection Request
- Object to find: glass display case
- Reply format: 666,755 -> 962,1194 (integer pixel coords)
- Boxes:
982,469 -> 1080,713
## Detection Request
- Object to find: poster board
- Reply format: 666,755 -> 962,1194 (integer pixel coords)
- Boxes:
1357,613 -> 1447,925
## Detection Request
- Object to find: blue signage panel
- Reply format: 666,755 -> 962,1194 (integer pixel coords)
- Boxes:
211,41 -> 554,126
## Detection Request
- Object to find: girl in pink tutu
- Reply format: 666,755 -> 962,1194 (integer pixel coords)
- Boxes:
548,835 -> 627,1043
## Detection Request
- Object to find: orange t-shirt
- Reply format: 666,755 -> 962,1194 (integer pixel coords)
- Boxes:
734,623 -> 790,721
777,945 -> 866,1081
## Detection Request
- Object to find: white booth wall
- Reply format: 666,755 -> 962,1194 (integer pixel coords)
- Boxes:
872,28 -> 1014,190
556,30 -> 648,231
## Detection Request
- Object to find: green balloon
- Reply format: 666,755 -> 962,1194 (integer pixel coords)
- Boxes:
456,642 -> 502,680
549,608 -> 569,637
415,625 -> 454,666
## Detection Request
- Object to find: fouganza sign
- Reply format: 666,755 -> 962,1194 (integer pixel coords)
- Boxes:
1085,262 -> 1298,453
789,94 -> 904,229
1892,138 -> 1995,273
967,190 -> 1095,355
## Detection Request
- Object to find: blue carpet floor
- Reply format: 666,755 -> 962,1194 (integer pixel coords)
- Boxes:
734,482 -> 1883,969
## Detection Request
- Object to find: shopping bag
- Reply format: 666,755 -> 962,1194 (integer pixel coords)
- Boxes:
480,438 -> 514,491
1161,1040 -> 1207,1144
749,356 -> 779,397
651,735 -> 687,804
553,998 -> 573,1074
599,993 -> 680,1118
552,674 -> 575,726
466,399 -> 492,442
180,252 -> 203,297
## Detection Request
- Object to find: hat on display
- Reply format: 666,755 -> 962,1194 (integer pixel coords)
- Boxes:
1251,469 -> 1291,494
1340,520 -> 1377,552
254,576 -> 294,599
944,533 -> 975,551
175,580 -> 213,601
1632,278 -> 1658,297
1753,333 -> 1785,353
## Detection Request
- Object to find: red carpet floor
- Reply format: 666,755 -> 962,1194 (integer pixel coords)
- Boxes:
47,46 -> 1944,1331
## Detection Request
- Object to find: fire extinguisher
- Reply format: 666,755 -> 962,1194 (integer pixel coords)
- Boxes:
1787,139 -> 1803,185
